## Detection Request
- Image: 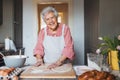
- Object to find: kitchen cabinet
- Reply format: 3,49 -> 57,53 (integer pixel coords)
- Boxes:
0,0 -> 3,25
13,0 -> 23,48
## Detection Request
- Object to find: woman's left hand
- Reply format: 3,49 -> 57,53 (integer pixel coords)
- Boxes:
47,61 -> 62,69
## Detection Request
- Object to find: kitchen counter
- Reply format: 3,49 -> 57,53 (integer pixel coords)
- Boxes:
87,53 -> 120,79
0,63 -> 77,80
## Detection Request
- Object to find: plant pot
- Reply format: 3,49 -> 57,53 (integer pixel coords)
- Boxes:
108,50 -> 119,70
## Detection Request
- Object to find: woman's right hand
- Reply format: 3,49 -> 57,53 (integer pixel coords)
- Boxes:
34,59 -> 44,67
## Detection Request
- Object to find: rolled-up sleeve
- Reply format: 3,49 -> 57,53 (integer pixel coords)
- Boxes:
33,29 -> 45,57
62,26 -> 75,60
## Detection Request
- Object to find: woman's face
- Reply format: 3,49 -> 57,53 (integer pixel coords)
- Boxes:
44,12 -> 58,31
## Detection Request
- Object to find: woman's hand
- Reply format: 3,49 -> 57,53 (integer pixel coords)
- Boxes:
34,59 -> 44,67
47,60 -> 63,69
47,55 -> 67,69
34,54 -> 44,67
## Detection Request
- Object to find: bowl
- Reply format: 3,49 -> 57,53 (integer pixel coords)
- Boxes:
3,55 -> 28,68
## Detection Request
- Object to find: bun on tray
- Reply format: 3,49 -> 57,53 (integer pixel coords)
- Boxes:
78,70 -> 115,80
0,67 -> 15,76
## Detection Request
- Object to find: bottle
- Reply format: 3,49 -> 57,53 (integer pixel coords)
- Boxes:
5,37 -> 10,51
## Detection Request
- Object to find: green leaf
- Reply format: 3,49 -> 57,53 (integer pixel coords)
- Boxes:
101,49 -> 109,55
97,35 -> 120,58
103,36 -> 115,50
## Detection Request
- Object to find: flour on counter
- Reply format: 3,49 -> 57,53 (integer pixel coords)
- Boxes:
52,63 -> 72,73
30,63 -> 72,74
30,64 -> 53,73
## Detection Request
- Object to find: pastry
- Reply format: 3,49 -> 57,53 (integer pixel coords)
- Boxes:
78,70 -> 115,80
0,67 -> 15,76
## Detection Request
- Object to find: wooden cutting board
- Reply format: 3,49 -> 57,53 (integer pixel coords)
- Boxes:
20,63 -> 76,79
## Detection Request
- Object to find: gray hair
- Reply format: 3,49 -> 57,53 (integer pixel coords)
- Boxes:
41,6 -> 58,20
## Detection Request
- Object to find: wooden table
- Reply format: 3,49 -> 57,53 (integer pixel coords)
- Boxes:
20,63 -> 76,80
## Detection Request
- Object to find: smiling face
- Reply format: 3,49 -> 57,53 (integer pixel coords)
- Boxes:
44,11 -> 58,31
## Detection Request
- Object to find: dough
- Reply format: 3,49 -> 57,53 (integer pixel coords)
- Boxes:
52,63 -> 72,73
30,63 -> 72,73
30,64 -> 50,73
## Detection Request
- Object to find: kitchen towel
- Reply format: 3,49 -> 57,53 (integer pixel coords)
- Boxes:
5,38 -> 17,52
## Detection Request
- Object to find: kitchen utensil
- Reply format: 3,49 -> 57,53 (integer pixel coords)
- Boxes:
0,52 -> 28,68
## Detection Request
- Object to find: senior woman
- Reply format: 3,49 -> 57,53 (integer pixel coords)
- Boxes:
34,6 -> 75,69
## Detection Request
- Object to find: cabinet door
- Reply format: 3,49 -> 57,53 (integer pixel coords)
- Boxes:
0,0 -> 3,25
13,0 -> 23,48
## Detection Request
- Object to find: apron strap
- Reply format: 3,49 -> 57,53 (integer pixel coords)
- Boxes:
62,24 -> 65,36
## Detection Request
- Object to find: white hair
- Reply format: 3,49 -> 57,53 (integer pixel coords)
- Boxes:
41,6 -> 58,20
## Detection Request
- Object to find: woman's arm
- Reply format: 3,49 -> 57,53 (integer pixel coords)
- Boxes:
62,25 -> 75,60
33,29 -> 45,57
33,29 -> 45,66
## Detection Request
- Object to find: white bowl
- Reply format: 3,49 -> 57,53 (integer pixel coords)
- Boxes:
3,55 -> 28,68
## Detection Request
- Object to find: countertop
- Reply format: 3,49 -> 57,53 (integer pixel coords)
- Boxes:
87,53 -> 120,79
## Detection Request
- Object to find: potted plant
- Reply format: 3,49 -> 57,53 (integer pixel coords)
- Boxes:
96,35 -> 120,70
